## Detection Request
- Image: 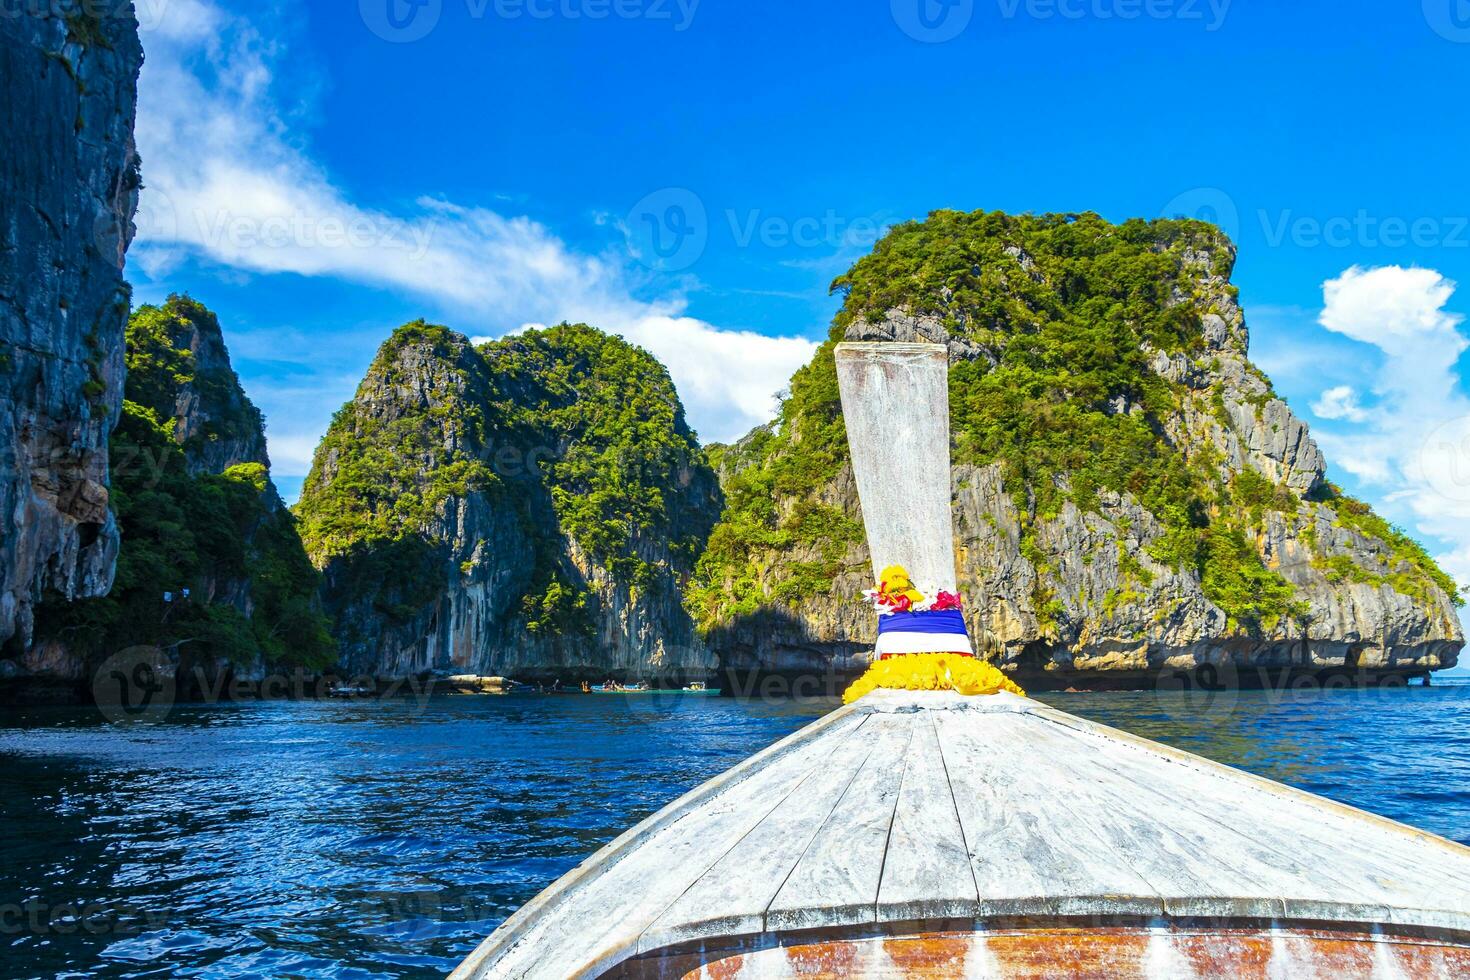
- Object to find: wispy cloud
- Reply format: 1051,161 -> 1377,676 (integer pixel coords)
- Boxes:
132,0 -> 817,475
1305,265 -> 1470,589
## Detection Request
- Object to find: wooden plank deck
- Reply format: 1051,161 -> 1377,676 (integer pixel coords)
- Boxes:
449,691 -> 1470,980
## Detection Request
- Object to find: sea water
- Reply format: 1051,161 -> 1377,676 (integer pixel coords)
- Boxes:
0,681 -> 1466,978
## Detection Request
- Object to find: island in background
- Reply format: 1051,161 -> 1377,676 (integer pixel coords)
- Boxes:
1,8 -> 1461,701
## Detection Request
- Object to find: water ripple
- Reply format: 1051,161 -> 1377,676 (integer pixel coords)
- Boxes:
2,685 -> 1467,978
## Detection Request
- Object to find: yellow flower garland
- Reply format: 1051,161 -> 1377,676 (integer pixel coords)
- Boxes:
842,653 -> 1026,705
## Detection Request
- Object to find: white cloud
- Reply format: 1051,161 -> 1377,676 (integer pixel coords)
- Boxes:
1310,385 -> 1370,423
132,1 -> 816,467
1310,265 -> 1470,590
1320,265 -> 1467,355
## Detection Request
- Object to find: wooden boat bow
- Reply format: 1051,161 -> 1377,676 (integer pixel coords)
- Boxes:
450,341 -> 1469,977
449,690 -> 1470,979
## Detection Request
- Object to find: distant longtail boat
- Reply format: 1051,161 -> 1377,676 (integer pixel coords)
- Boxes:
450,343 -> 1470,979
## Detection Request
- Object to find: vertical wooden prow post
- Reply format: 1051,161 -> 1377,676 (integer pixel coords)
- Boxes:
834,342 -> 958,596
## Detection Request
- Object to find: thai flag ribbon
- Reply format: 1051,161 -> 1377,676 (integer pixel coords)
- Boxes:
875,609 -> 974,658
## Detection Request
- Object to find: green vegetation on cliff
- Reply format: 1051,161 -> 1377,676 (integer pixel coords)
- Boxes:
1312,484 -> 1461,607
36,299 -> 334,668
125,296 -> 266,461
296,320 -> 499,563
685,347 -> 860,627
295,321 -> 718,643
689,210 -> 1457,637
482,323 -> 711,585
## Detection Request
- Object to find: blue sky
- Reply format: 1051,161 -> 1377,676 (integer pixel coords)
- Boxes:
129,0 -> 1470,650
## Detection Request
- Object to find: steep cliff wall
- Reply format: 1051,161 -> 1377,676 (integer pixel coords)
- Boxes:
296,322 -> 722,681
690,211 -> 1463,686
0,4 -> 142,653
126,295 -> 270,475
14,298 -> 333,694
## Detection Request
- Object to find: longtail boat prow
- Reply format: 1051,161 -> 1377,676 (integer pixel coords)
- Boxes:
450,342 -> 1470,979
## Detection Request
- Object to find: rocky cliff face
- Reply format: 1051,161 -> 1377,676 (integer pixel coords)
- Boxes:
127,295 -> 270,476
12,298 -> 333,696
690,211 -> 1463,687
0,5 -> 142,654
296,322 -> 722,681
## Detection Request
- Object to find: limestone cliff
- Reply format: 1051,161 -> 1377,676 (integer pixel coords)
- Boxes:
0,4 -> 142,653
690,211 -> 1463,687
13,298 -> 333,695
126,295 -> 270,476
295,322 -> 722,681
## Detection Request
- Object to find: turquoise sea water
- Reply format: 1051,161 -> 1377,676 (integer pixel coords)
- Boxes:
1,681 -> 1467,979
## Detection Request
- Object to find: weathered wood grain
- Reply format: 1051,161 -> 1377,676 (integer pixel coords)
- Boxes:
1024,703 -> 1470,925
875,711 -> 980,922
449,709 -> 869,980
638,719 -> 878,950
981,712 -> 1364,920
766,711 -> 917,932
934,709 -> 1164,918
452,692 -> 1470,980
